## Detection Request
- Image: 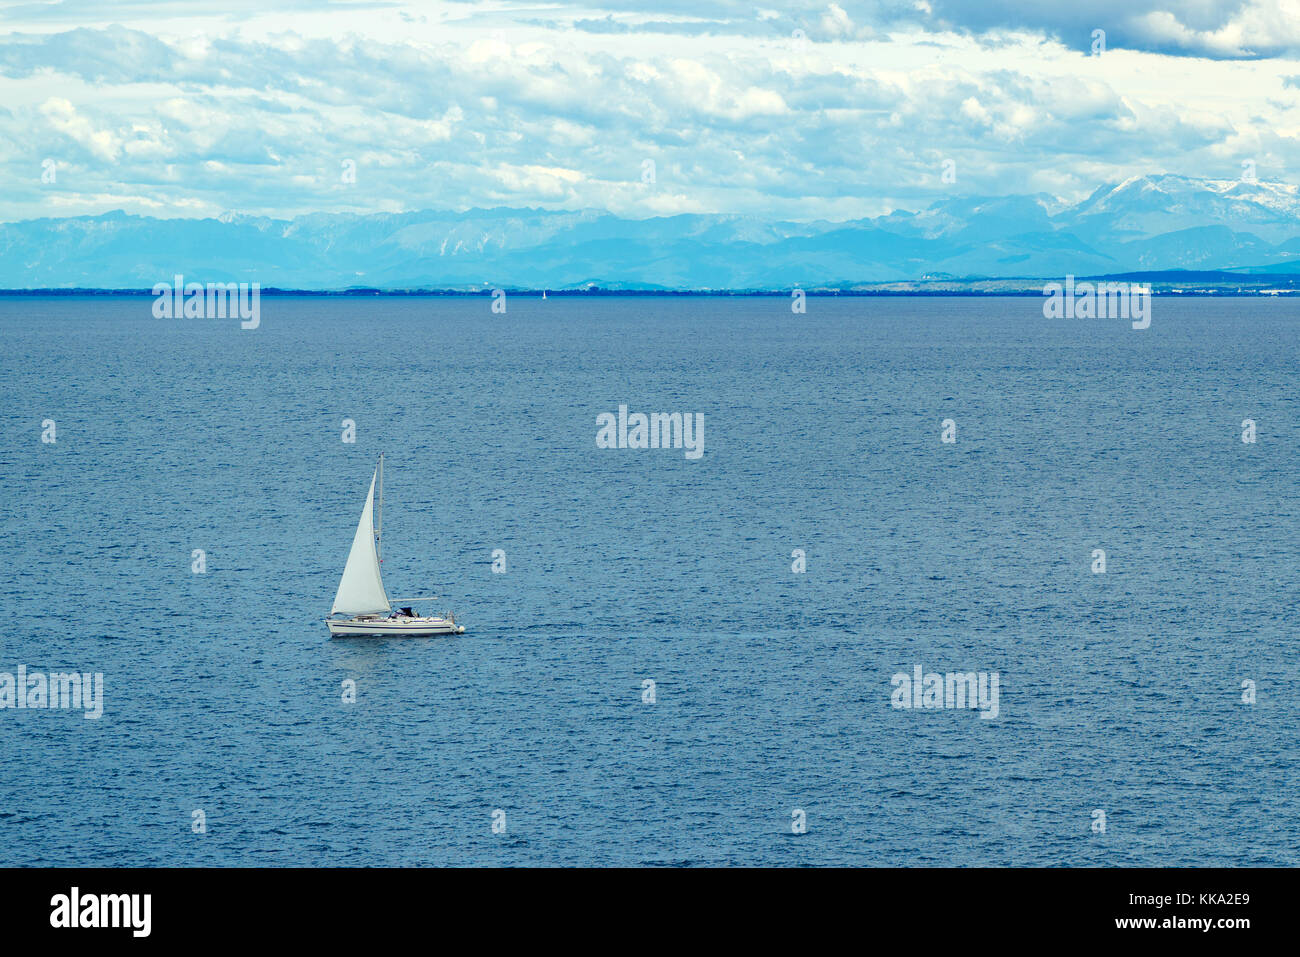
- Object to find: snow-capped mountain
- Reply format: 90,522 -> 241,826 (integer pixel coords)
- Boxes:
3,174 -> 1299,289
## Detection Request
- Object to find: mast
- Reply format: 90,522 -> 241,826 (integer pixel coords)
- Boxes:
376,453 -> 383,562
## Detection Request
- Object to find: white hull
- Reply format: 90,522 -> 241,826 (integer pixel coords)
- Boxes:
327,616 -> 464,637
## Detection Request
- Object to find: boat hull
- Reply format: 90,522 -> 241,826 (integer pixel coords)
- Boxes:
327,616 -> 464,637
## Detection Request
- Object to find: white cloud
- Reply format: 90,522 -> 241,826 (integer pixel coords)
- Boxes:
39,96 -> 122,161
0,4 -> 1294,223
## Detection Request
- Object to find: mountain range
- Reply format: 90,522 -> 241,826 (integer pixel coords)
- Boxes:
5,174 -> 1300,290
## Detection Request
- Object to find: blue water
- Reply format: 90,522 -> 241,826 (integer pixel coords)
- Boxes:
0,294 -> 1296,866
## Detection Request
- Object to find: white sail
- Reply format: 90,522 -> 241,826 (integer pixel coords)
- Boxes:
330,469 -> 391,615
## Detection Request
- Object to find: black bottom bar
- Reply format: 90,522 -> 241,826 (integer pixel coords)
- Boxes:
0,867 -> 1280,944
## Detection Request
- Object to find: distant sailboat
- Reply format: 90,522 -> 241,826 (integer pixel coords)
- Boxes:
542,290 -> 547,300
325,455 -> 464,636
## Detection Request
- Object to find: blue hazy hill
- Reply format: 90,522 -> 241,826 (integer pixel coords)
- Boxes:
4,174 -> 1300,289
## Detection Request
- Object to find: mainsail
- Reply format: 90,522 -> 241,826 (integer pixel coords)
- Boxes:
330,469 -> 391,615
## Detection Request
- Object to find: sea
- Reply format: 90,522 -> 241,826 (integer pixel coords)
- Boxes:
0,294 -> 1296,866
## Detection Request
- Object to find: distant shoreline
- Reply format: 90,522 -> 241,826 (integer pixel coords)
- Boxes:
3,281 -> 1300,298
5,269 -> 1300,297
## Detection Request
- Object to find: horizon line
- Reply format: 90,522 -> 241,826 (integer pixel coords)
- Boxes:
3,273 -> 1299,298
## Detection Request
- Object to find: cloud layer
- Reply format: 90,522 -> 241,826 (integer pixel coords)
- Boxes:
0,1 -> 1297,222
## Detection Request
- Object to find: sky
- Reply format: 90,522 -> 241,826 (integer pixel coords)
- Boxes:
1,0 -> 1299,223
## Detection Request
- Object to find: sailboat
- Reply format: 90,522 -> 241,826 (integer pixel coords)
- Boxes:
325,455 -> 465,637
